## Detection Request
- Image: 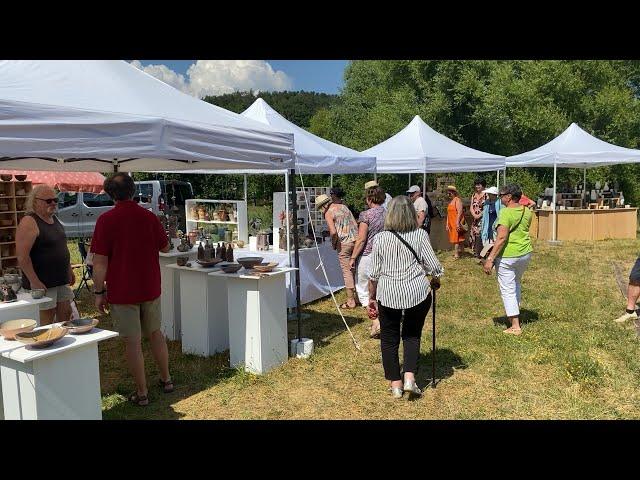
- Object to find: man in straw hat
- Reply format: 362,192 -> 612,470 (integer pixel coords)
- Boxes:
315,193 -> 359,309
365,180 -> 392,209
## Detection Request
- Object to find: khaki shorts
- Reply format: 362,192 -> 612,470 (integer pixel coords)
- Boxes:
39,285 -> 74,311
110,297 -> 161,338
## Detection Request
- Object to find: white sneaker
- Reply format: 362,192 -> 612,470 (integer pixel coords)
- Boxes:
614,311 -> 638,323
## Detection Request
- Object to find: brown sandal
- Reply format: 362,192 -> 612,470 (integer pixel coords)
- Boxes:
339,302 -> 358,310
158,378 -> 174,393
129,392 -> 149,406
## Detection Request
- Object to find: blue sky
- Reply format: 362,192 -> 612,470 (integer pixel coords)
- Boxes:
137,60 -> 348,95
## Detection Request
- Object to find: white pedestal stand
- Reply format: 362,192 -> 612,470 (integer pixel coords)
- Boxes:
290,338 -> 314,359
0,326 -> 117,420
167,263 -> 229,356
0,293 -> 52,326
210,267 -> 296,374
159,247 -> 198,341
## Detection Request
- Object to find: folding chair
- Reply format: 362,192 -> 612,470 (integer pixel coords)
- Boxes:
72,240 -> 93,299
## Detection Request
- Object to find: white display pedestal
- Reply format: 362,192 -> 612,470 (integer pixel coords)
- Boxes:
0,326 -> 118,420
210,267 -> 295,375
0,293 -> 52,326
159,247 -> 198,341
167,263 -> 229,357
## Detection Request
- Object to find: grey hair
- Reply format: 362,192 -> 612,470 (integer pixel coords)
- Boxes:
25,184 -> 56,214
500,184 -> 522,202
384,195 -> 419,233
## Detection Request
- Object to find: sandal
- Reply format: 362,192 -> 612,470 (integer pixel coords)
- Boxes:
129,392 -> 149,406
503,327 -> 522,336
158,378 -> 174,393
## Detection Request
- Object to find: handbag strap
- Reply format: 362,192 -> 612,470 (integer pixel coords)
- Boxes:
390,230 -> 422,267
508,207 -> 526,234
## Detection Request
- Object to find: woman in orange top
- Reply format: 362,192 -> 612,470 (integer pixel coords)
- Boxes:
446,185 -> 465,259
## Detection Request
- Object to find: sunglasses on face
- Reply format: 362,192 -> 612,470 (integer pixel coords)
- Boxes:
498,193 -> 509,197
36,197 -> 58,204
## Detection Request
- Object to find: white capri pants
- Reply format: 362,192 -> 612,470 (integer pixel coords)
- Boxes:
355,254 -> 372,306
495,253 -> 531,317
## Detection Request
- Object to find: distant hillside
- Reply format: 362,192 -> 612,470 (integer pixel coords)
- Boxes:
202,90 -> 340,129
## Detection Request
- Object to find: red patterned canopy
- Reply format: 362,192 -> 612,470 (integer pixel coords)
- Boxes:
0,170 -> 105,193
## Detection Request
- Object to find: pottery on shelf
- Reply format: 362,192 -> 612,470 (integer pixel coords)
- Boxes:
15,327 -> 68,348
62,318 -> 99,334
0,174 -> 12,181
220,263 -> 242,274
235,240 -> 245,248
237,256 -> 264,270
176,256 -> 189,266
14,175 -> 27,181
0,283 -> 18,302
304,238 -> 314,248
30,288 -> 45,299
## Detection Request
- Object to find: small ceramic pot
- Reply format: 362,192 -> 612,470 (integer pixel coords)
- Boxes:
0,174 -> 12,182
30,288 -> 45,299
14,175 -> 27,181
176,256 -> 189,266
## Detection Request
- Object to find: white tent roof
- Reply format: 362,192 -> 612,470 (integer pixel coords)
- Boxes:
506,123 -> 640,168
240,98 -> 376,174
362,115 -> 505,173
0,60 -> 295,172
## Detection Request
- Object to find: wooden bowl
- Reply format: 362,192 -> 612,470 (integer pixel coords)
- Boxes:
0,174 -> 12,182
62,318 -> 99,334
15,327 -> 68,348
14,175 -> 27,181
0,319 -> 37,340
253,262 -> 279,273
196,258 -> 223,268
221,263 -> 242,274
236,256 -> 264,270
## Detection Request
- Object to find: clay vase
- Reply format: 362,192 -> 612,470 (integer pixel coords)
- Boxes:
218,210 -> 228,221
198,208 -> 206,220
188,230 -> 199,246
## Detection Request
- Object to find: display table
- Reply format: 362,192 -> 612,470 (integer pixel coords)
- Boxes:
0,293 -> 52,326
535,208 -> 638,241
234,242 -> 343,307
166,263 -> 229,356
209,267 -> 296,374
159,246 -> 198,341
0,324 -> 118,420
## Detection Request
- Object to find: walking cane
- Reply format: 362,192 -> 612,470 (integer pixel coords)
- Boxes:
432,288 -> 436,388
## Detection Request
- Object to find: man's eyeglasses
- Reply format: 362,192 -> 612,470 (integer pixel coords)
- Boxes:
36,197 -> 58,205
498,192 -> 509,197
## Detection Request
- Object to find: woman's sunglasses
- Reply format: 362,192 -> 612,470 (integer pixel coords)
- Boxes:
36,197 -> 58,205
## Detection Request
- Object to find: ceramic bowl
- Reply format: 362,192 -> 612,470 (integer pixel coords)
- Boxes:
237,256 -> 264,270
196,258 -> 223,268
0,319 -> 37,340
253,262 -> 279,273
221,263 -> 242,274
176,256 -> 189,266
14,175 -> 27,181
15,327 -> 68,348
235,240 -> 246,248
0,174 -> 12,182
62,318 -> 99,334
30,288 -> 45,299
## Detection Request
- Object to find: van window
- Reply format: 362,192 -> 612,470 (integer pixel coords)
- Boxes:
58,192 -> 78,209
135,184 -> 153,203
162,182 -> 193,206
83,193 -> 114,208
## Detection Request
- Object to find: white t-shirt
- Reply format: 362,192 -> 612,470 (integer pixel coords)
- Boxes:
382,193 -> 392,209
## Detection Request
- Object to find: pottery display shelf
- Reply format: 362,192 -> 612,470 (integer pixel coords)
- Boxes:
185,199 -> 248,243
166,262 -> 231,357
0,323 -> 118,420
158,245 -> 198,341
209,267 -> 296,375
0,292 -> 52,326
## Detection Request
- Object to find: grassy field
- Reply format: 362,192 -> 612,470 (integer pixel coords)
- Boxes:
68,238 -> 640,419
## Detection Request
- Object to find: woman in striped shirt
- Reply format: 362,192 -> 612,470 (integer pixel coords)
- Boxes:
368,196 -> 444,399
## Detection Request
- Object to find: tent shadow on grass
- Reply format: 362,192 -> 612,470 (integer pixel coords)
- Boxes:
413,347 -> 467,393
492,309 -> 540,327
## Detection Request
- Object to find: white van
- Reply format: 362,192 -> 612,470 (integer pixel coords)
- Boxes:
56,180 -> 194,238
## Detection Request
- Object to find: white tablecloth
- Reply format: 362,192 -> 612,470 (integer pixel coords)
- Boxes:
234,243 -> 344,308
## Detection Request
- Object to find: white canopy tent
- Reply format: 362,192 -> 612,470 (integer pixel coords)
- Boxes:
0,60 -> 295,172
506,122 -> 640,241
362,115 -> 506,189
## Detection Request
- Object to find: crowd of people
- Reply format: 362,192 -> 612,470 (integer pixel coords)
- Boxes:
24,173 -> 640,403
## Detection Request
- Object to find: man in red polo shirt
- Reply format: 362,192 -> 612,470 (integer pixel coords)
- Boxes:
91,173 -> 172,407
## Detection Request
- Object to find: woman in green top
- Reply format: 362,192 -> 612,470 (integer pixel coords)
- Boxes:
483,184 -> 533,335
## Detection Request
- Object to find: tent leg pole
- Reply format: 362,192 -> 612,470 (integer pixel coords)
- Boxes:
330,174 -> 333,188
552,163 -> 557,242
243,174 -> 248,203
583,167 -> 586,207
408,173 -> 411,189
289,168 -> 303,343
496,170 -> 500,189
373,172 -> 377,182
285,173 -> 291,266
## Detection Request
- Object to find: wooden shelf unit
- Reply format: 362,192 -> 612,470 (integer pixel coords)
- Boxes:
185,199 -> 248,243
0,180 -> 32,272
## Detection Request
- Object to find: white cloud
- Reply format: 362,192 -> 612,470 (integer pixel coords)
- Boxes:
130,60 -> 293,98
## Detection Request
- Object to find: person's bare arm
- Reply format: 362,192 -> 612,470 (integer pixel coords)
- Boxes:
456,198 -> 464,228
416,209 -> 426,227
16,216 -> 46,290
484,224 -> 509,274
325,209 -> 336,236
350,222 -> 369,269
92,253 -> 109,313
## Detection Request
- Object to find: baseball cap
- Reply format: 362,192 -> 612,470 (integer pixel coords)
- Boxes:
406,185 -> 421,194
364,180 -> 379,190
482,186 -> 499,195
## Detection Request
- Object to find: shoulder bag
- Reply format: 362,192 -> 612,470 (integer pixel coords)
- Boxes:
480,207 -> 526,259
